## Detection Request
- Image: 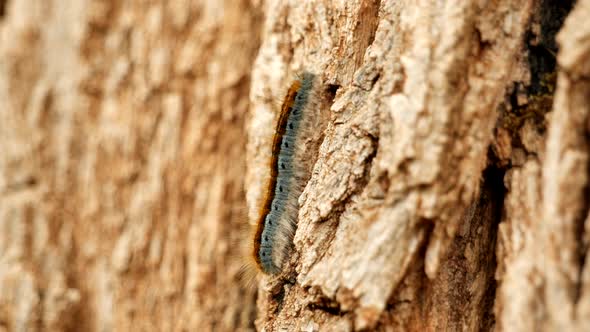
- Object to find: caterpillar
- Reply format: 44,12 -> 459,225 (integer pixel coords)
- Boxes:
251,72 -> 317,275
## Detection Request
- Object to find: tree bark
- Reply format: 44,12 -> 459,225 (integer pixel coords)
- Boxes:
0,0 -> 589,331
0,1 -> 260,331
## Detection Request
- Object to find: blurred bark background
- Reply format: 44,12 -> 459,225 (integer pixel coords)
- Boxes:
0,0 -> 589,331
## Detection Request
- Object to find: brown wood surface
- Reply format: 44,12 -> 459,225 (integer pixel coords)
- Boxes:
0,0 -> 589,331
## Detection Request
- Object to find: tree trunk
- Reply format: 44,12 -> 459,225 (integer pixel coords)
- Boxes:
0,0 -> 589,331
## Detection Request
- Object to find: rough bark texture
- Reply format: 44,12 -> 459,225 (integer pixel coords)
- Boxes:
1,0 -> 590,331
0,1 -> 260,331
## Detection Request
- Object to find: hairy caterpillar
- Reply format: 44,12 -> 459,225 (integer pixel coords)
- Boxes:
250,72 -> 318,275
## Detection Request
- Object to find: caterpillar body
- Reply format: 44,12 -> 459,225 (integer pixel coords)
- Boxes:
252,72 -> 317,275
